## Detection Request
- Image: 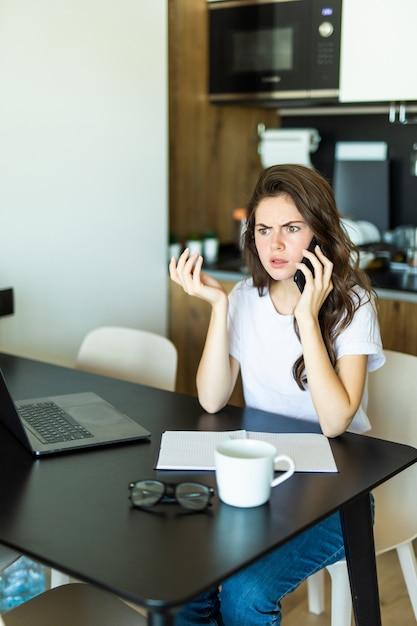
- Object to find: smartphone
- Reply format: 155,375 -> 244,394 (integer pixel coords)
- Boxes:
294,236 -> 319,293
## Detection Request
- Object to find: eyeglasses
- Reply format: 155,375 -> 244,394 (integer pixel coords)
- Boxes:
128,480 -> 215,512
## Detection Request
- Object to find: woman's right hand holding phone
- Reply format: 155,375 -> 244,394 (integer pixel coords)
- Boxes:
294,243 -> 334,323
169,248 -> 228,307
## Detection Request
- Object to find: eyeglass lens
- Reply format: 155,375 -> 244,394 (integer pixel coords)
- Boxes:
175,482 -> 211,510
130,480 -> 213,511
130,480 -> 165,507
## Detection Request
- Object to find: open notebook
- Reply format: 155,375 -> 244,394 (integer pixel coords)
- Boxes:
156,430 -> 338,473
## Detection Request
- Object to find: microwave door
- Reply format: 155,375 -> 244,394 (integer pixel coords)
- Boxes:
209,0 -> 310,102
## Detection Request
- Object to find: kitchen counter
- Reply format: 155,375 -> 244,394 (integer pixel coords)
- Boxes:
203,246 -> 247,282
367,264 -> 417,302
206,248 -> 417,302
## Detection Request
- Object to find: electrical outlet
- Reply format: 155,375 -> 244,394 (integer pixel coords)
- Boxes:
0,288 -> 14,317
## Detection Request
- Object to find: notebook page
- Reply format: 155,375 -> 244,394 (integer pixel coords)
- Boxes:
156,430 -> 246,470
248,432 -> 338,473
156,430 -> 337,472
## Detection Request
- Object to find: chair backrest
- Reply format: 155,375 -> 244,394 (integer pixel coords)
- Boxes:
75,326 -> 178,392
366,349 -> 417,553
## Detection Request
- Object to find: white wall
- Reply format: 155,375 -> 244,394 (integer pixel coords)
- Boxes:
0,0 -> 168,366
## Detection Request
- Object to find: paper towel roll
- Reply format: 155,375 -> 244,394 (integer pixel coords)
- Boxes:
258,127 -> 321,168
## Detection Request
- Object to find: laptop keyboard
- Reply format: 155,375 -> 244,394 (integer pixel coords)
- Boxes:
18,402 -> 94,444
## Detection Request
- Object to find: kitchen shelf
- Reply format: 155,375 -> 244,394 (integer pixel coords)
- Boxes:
279,104 -> 417,117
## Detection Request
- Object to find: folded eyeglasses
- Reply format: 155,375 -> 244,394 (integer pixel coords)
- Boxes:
129,479 -> 215,512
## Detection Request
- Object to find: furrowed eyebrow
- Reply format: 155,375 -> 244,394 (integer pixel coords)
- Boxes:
281,220 -> 305,228
255,220 -> 305,228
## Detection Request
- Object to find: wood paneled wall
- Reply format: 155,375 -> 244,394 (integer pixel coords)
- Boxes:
168,0 -> 278,245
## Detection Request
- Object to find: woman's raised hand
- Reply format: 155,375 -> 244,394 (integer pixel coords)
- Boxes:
294,244 -> 334,320
169,248 -> 227,306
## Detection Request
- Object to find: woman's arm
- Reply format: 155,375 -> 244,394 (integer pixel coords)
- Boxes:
299,318 -> 367,437
294,245 -> 367,437
196,303 -> 240,413
169,249 -> 239,413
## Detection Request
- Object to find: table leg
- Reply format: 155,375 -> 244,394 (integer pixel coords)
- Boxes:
148,612 -> 174,626
340,493 -> 381,626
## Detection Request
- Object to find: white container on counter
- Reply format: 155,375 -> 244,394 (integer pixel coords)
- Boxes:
203,233 -> 219,264
185,239 -> 203,256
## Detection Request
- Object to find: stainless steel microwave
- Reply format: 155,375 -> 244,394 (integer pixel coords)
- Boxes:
208,0 -> 342,106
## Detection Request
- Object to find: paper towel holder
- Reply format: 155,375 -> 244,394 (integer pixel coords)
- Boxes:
257,123 -> 321,168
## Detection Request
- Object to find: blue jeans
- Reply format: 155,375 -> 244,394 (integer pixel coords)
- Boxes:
175,510 -> 345,626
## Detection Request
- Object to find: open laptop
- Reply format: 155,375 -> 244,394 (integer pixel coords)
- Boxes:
0,369 -> 150,456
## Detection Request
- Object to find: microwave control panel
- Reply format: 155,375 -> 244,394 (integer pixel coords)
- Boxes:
310,0 -> 342,95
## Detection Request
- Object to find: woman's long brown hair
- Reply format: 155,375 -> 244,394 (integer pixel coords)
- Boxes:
242,164 -> 373,390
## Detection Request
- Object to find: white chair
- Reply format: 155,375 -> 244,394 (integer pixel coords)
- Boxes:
307,349 -> 417,625
75,326 -> 178,392
0,582 -> 147,626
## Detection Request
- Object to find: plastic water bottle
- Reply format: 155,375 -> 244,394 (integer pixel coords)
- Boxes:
0,557 -> 46,613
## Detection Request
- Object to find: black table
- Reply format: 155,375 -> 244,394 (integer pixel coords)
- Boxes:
0,353 -> 416,626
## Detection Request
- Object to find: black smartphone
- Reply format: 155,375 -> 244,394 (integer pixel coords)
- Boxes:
294,236 -> 319,293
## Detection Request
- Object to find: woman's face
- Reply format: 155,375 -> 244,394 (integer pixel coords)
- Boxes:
254,194 -> 314,283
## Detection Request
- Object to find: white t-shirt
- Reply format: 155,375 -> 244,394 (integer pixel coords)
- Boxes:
227,279 -> 385,433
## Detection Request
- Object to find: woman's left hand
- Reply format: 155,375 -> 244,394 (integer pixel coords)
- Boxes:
294,244 -> 333,320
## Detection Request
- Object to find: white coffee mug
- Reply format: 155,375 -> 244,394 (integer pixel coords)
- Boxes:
215,439 -> 295,508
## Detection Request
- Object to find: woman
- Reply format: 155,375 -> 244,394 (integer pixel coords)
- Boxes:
169,164 -> 385,625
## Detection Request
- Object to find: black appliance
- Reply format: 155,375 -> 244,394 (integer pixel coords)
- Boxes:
208,0 -> 342,106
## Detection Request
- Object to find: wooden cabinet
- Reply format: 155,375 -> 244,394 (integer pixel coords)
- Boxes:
376,297 -> 417,356
168,0 -> 277,246
340,0 -> 417,103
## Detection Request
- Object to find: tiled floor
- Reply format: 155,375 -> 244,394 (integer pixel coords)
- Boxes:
0,557 -> 46,614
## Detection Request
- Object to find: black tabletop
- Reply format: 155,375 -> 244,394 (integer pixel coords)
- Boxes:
0,353 -> 416,617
